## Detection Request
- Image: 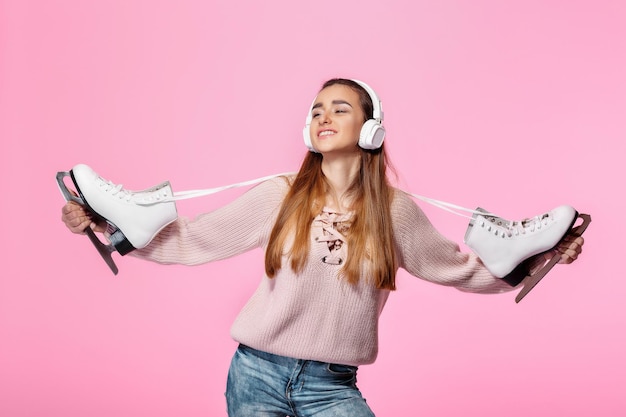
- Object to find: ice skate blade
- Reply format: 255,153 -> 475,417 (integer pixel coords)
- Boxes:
515,213 -> 591,303
56,171 -> 83,204
85,226 -> 119,275
57,171 -> 119,275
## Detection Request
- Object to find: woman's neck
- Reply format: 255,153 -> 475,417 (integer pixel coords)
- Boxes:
321,153 -> 361,212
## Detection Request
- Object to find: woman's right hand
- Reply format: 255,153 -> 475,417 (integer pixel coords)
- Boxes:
61,201 -> 107,234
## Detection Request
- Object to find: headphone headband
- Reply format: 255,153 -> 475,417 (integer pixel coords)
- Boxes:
351,79 -> 384,123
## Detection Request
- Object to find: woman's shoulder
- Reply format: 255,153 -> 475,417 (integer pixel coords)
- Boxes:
390,187 -> 419,211
253,173 -> 295,194
390,187 -> 430,225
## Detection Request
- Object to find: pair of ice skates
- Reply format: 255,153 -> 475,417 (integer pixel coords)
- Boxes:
56,164 -> 591,302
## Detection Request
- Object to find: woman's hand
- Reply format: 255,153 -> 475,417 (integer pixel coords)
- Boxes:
555,228 -> 585,264
61,201 -> 107,234
525,226 -> 585,276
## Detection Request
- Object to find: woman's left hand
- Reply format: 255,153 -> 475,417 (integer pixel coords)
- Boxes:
555,227 -> 585,264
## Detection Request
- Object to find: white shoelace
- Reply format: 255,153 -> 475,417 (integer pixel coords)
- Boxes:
169,172 -> 296,202
478,213 -> 552,238
98,178 -> 133,202
134,172 -> 495,220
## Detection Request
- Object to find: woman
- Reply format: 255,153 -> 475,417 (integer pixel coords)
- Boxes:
61,78 -> 584,416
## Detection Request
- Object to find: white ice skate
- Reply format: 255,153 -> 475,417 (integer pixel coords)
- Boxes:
464,206 -> 591,302
56,164 -> 178,275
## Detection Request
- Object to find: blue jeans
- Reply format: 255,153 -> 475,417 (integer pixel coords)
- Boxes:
225,344 -> 376,417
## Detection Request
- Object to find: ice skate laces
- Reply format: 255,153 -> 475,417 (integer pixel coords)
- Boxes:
133,171 -> 500,221
97,177 -> 133,202
480,212 -> 552,238
136,172 -> 296,204
517,213 -> 551,234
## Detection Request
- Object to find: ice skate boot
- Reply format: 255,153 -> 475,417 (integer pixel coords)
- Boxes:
464,206 -> 591,302
56,164 -> 178,275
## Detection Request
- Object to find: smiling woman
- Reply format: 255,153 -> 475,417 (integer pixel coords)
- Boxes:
59,78 -> 585,417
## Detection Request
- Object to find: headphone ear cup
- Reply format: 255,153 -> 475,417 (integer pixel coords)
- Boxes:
359,119 -> 386,150
303,125 -> 317,152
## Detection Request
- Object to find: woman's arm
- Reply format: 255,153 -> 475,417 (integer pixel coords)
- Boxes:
131,177 -> 290,265
392,192 -> 515,294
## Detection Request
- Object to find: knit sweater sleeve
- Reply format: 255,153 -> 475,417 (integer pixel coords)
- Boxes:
130,177 -> 289,265
392,191 -> 514,294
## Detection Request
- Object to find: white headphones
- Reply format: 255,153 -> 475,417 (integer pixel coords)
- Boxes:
303,79 -> 385,152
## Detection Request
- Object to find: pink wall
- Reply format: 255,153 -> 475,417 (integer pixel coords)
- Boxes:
1,0 -> 624,415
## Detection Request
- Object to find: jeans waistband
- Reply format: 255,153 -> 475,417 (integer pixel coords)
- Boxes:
237,344 -> 358,377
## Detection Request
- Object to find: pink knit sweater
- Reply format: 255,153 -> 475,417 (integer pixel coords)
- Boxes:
133,177 -> 513,366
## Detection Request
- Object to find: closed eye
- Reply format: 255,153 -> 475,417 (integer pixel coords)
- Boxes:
310,100 -> 353,118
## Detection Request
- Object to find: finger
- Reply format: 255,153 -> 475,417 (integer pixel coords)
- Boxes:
71,216 -> 92,229
68,218 -> 92,234
61,202 -> 77,215
560,235 -> 584,246
557,238 -> 584,262
81,220 -> 95,234
62,207 -> 91,224
559,248 -> 579,264
556,242 -> 580,256
61,209 -> 94,234
557,237 -> 582,252
62,201 -> 88,217
91,221 -> 108,234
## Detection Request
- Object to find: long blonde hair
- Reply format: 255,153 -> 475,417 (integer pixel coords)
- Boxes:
265,79 -> 398,290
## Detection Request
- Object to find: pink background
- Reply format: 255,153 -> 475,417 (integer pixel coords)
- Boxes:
1,0 -> 624,416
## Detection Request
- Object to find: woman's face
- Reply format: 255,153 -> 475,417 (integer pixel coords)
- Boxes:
309,84 -> 366,155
